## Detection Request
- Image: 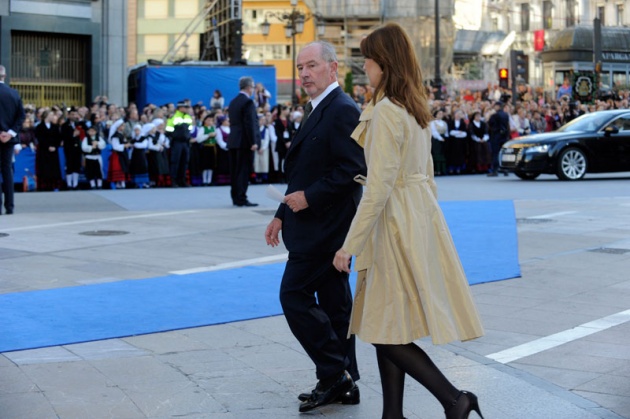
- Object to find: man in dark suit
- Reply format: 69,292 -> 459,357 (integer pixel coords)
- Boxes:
0,65 -> 26,215
264,41 -> 367,413
487,101 -> 510,176
228,76 -> 260,206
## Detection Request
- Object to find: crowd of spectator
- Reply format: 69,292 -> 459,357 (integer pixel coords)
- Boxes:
11,79 -> 630,192
14,82 -> 304,191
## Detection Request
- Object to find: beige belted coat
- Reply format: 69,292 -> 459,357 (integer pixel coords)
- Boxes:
342,97 -> 484,345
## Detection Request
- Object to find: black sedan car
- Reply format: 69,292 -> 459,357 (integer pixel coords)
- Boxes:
499,110 -> 630,180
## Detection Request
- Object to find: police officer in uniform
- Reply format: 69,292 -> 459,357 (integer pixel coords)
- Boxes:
166,101 -> 193,187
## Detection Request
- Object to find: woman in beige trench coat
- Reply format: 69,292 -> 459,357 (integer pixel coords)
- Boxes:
333,23 -> 485,419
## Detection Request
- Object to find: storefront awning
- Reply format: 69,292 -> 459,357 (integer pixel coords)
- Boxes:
541,25 -> 630,63
453,29 -> 509,60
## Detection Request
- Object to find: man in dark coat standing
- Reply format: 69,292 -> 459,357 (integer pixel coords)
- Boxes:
228,76 -> 260,206
264,41 -> 367,413
0,65 -> 26,214
60,107 -> 84,190
487,101 -> 510,176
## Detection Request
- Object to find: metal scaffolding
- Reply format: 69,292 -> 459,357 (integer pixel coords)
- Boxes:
313,0 -> 455,83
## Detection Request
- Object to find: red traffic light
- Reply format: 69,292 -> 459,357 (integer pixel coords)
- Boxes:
499,68 -> 509,79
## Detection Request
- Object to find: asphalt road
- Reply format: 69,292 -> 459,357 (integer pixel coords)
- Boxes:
0,172 -> 629,418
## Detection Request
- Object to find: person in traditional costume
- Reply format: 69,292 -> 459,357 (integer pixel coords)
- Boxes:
273,105 -> 295,182
60,107 -> 84,190
253,113 -> 274,183
130,123 -> 151,188
81,125 -> 106,189
187,116 -> 203,186
107,119 -> 130,189
213,115 -> 231,185
196,114 -> 217,185
467,111 -> 492,174
333,22 -> 485,419
146,118 -> 169,187
446,109 -> 468,174
429,109 -> 448,176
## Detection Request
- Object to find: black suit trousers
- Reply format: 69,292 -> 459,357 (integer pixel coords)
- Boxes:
279,252 -> 359,382
0,142 -> 14,213
489,136 -> 507,173
170,141 -> 190,186
229,148 -> 253,205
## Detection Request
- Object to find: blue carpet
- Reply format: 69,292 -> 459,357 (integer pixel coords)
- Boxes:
0,200 -> 519,353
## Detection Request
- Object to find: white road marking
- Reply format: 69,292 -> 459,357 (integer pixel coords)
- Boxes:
170,253 -> 289,275
0,211 -> 199,232
527,211 -> 577,219
487,309 -> 630,364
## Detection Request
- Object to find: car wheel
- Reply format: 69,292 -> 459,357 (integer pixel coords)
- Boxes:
556,147 -> 587,180
515,171 -> 540,180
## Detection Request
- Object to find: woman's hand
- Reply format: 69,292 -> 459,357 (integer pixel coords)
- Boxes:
333,249 -> 352,273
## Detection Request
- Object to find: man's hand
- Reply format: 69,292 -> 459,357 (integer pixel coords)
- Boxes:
251,144 -> 259,151
284,191 -> 308,213
0,132 -> 10,143
333,249 -> 352,273
265,217 -> 282,247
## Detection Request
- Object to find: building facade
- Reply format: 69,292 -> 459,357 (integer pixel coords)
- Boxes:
0,0 -> 128,107
129,0 -> 206,66
242,0 -> 319,99
485,0 -> 630,92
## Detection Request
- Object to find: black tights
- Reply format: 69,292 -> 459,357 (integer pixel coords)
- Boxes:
374,343 -> 460,419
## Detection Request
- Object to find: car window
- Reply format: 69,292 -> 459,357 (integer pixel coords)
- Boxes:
559,113 -> 610,133
604,116 -> 630,132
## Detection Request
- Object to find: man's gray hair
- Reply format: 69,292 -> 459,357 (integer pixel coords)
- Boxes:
239,76 -> 254,90
303,41 -> 338,63
0,65 -> 6,78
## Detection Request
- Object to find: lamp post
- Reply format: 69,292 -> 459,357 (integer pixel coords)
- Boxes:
261,0 -> 325,105
433,0 -> 442,100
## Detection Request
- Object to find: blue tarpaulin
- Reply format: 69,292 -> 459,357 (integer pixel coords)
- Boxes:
131,64 -> 277,111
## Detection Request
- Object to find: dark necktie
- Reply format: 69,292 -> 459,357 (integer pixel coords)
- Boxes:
302,102 -> 313,125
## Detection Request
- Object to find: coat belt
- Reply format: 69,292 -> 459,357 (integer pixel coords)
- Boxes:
354,174 -> 428,187
395,174 -> 428,186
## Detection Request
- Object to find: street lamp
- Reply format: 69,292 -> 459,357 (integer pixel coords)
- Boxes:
433,0 -> 442,100
260,0 -> 325,105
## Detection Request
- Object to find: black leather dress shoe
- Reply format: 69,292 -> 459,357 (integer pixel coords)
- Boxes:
298,371 -> 354,413
235,201 -> 258,207
298,383 -> 360,405
5,209 -> 13,215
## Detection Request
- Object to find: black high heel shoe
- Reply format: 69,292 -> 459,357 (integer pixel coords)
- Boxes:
445,391 -> 484,419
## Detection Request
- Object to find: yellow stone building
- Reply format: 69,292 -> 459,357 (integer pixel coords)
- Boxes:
242,0 -> 320,99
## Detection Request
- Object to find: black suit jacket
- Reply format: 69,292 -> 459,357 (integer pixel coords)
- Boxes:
227,92 -> 260,150
0,82 -> 26,144
275,86 -> 367,254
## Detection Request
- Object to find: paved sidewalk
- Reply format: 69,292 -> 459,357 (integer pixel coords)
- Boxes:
1,175 -> 629,418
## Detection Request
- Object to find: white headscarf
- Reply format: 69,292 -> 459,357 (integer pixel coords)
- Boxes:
141,123 -> 155,137
108,119 -> 124,142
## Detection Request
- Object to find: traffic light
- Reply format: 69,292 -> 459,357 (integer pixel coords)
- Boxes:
510,50 -> 528,83
499,68 -> 509,89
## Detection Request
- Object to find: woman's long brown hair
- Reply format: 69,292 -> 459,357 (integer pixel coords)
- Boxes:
360,22 -> 431,128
